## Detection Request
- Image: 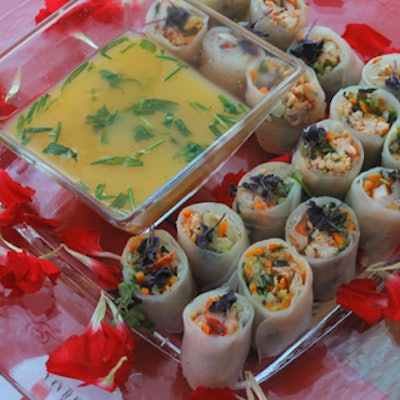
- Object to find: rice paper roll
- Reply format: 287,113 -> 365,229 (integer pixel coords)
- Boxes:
181,288 -> 254,389
197,0 -> 249,21
176,202 -> 249,289
248,0 -> 309,50
199,26 -> 265,99
360,53 -> 400,101
285,196 -> 360,301
232,162 -> 302,243
121,229 -> 195,333
291,119 -> 364,199
237,238 -> 313,359
250,66 -> 326,155
330,85 -> 400,169
344,167 -> 400,267
382,121 -> 400,169
145,0 -> 209,64
288,25 -> 364,100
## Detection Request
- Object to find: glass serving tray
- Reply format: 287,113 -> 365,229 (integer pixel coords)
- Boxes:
0,0 -> 303,234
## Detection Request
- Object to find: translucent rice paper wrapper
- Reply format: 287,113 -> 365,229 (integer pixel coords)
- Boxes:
285,196 -> 360,301
176,202 -> 249,290
288,25 -> 364,101
198,25 -> 265,99
121,229 -> 195,333
329,85 -> 400,170
248,0 -> 309,51
196,0 -> 249,21
382,120 -> 400,169
249,66 -> 326,155
344,166 -> 400,267
232,162 -> 302,242
145,0 -> 209,64
237,238 -> 313,359
291,119 -> 364,200
181,288 -> 254,389
360,53 -> 400,101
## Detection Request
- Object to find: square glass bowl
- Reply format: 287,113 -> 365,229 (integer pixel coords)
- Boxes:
0,0 -> 303,233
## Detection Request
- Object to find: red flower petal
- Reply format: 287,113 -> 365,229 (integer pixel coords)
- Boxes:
57,226 -> 105,256
0,249 -> 60,295
46,320 -> 135,391
341,23 -> 396,62
336,278 -> 388,325
0,169 -> 35,206
189,386 -> 237,400
384,274 -> 400,322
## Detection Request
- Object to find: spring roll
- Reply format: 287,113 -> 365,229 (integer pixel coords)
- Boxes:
232,161 -> 302,243
291,119 -> 364,199
382,121 -> 400,169
199,25 -> 265,99
248,0 -> 309,50
251,66 -> 326,155
329,85 -> 400,169
181,288 -> 254,389
344,167 -> 400,267
176,202 -> 249,289
285,196 -> 360,301
121,229 -> 195,333
145,0 -> 209,64
237,238 -> 313,359
360,53 -> 400,101
288,25 -> 364,100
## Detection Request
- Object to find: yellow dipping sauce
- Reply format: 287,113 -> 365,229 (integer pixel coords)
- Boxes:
6,33 -> 246,216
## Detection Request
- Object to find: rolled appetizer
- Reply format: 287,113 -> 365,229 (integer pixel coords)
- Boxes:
285,196 -> 360,301
288,25 -> 364,100
360,53 -> 400,100
121,229 -> 195,333
330,85 -> 400,169
344,167 -> 400,267
382,121 -> 400,169
181,288 -> 254,389
176,202 -> 249,289
199,25 -> 265,99
248,0 -> 309,51
250,66 -> 326,155
237,238 -> 313,359
291,119 -> 364,199
232,161 -> 302,242
145,0 -> 209,64
197,0 -> 250,20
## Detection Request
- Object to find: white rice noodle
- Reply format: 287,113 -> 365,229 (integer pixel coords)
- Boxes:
248,0 -> 309,50
121,229 -> 195,333
291,118 -> 364,199
237,238 -> 313,359
251,66 -> 326,155
330,85 -> 400,169
344,167 -> 400,267
360,53 -> 400,101
181,288 -> 254,389
285,196 -> 360,301
176,202 -> 249,290
145,0 -> 209,64
232,162 -> 302,242
288,25 -> 364,100
199,26 -> 265,99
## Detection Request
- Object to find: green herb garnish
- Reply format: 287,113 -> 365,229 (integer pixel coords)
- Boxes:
100,69 -> 140,88
174,119 -> 192,137
174,141 -> 206,162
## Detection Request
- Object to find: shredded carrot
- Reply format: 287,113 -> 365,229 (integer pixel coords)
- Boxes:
249,282 -> 258,293
183,209 -> 192,218
152,248 -> 177,268
333,231 -> 345,247
218,219 -> 228,237
278,277 -> 287,290
264,259 -> 272,269
268,243 -> 280,252
202,324 -> 211,335
363,179 -> 374,192
245,246 -> 266,258
243,264 -> 253,280
259,86 -> 269,94
249,68 -> 257,83
140,287 -> 150,296
135,271 -> 145,283
325,130 -> 335,142
130,240 -> 139,251
254,200 -> 267,210
295,220 -> 308,236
